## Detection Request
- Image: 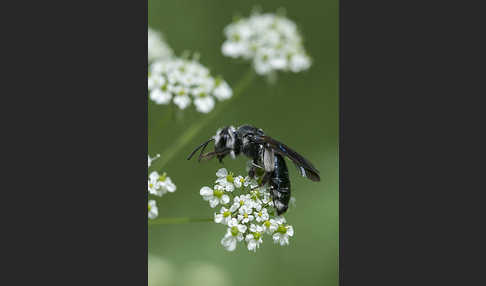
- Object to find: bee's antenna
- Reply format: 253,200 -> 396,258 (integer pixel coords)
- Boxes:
187,138 -> 214,160
197,139 -> 212,162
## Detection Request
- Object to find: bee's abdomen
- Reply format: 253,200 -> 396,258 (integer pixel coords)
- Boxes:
270,154 -> 291,215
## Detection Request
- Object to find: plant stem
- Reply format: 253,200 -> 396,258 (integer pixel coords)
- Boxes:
148,217 -> 213,225
156,68 -> 256,170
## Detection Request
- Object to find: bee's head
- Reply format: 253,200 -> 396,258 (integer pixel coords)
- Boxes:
213,126 -> 237,162
235,125 -> 265,146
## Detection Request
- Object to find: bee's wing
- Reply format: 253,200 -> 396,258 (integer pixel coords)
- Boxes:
254,135 -> 320,182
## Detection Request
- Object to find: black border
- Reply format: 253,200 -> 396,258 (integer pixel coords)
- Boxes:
10,1 -> 149,284
339,0 -> 476,284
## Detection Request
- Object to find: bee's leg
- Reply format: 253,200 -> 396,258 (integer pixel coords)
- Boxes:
198,151 -> 217,161
248,159 -> 264,178
199,149 -> 230,162
195,139 -> 212,161
259,172 -> 271,187
218,156 -> 224,164
251,162 -> 264,169
248,168 -> 255,178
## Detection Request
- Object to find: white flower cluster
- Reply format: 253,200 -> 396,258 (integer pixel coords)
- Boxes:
148,171 -> 176,197
200,168 -> 294,252
148,155 -> 176,220
222,12 -> 312,75
148,27 -> 173,63
148,57 -> 233,113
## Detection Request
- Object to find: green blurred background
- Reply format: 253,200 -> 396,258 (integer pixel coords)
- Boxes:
148,0 -> 338,285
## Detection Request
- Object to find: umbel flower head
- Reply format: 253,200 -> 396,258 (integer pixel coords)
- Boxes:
148,27 -> 173,63
200,168 -> 295,252
222,11 -> 312,75
148,56 -> 233,113
148,155 -> 176,220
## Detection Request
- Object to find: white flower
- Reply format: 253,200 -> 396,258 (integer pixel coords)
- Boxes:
148,171 -> 176,196
200,186 -> 230,208
173,94 -> 191,109
148,27 -> 173,63
148,200 -> 159,219
249,189 -> 264,208
221,41 -> 247,58
251,199 -> 263,212
221,232 -> 238,252
159,176 -> 176,193
148,154 -> 160,168
147,74 -> 164,90
150,89 -> 172,104
272,224 -> 294,246
242,175 -> 259,189
199,168 -> 297,252
148,178 -> 158,195
222,11 -> 312,76
229,217 -> 248,232
216,168 -> 228,177
262,217 -> 284,234
221,218 -> 247,251
290,53 -> 311,72
261,189 -> 273,205
148,57 -> 232,112
214,207 -> 233,225
254,207 -> 270,223
231,194 -> 251,212
250,223 -> 264,235
229,199 -> 240,213
233,176 -> 245,188
194,96 -> 215,113
213,79 -> 233,100
245,224 -> 264,251
215,168 -> 235,192
237,205 -> 254,224
273,216 -> 287,226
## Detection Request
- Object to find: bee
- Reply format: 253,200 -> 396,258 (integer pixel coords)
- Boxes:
187,125 -> 320,215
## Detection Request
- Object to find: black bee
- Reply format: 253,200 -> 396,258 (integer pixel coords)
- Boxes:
187,125 -> 320,215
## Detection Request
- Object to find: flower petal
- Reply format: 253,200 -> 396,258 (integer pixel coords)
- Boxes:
209,197 -> 219,208
216,168 -> 228,178
200,186 -> 213,196
221,195 -> 230,204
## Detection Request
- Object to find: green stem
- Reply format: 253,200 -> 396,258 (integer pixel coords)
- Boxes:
148,217 -> 213,225
156,68 -> 256,170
